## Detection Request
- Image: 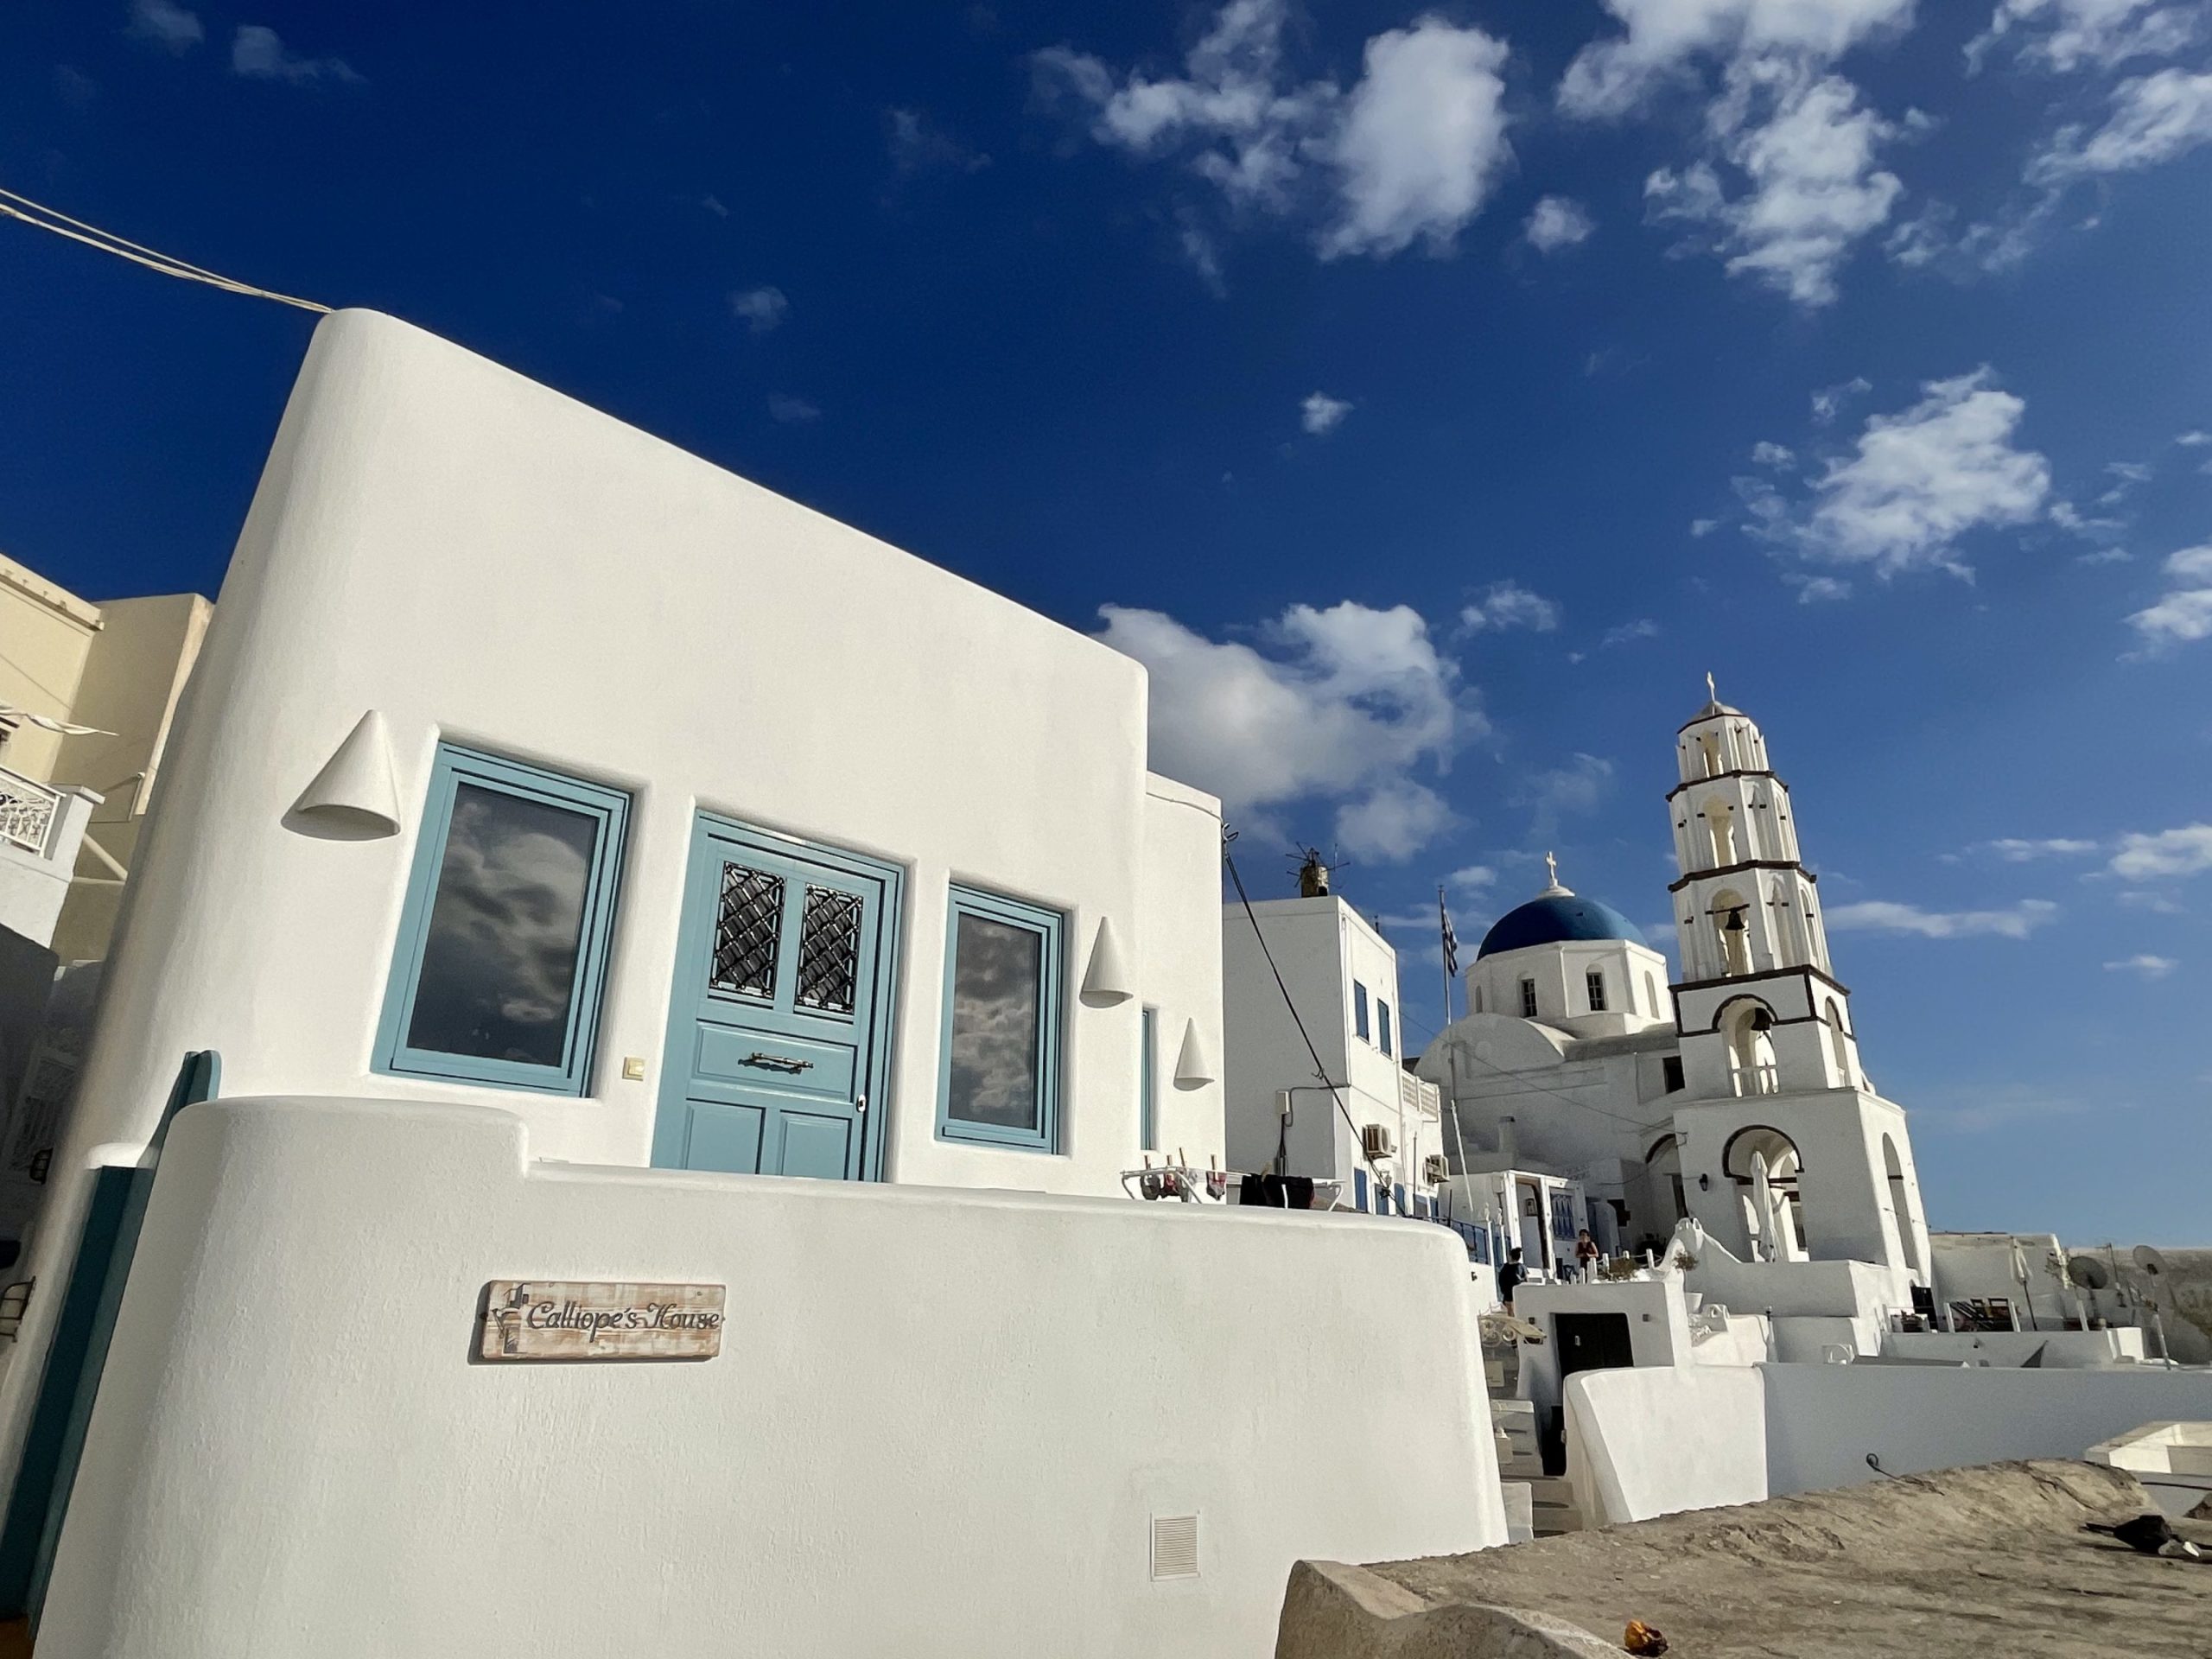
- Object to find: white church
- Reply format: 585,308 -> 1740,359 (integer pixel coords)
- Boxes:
1419,686 -> 1930,1302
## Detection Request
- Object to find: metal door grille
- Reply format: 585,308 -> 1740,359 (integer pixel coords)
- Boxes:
710,864 -> 785,997
795,886 -> 864,1014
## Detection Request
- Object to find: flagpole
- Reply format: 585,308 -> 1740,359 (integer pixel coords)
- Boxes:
1438,883 -> 1452,1030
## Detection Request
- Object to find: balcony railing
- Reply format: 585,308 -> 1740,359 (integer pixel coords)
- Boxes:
1732,1062 -> 1779,1097
0,766 -> 60,856
1397,1069 -> 1440,1119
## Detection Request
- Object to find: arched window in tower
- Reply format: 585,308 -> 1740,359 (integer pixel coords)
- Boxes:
1882,1134 -> 1922,1274
1723,1123 -> 1805,1259
1710,890 -> 1752,977
1701,798 -> 1739,866
1644,971 -> 1660,1016
1770,874 -> 1806,963
1824,997 -> 1852,1083
1698,731 -> 1723,778
1719,996 -> 1777,1094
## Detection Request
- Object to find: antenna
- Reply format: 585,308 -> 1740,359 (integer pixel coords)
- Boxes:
2133,1246 -> 2174,1363
2067,1254 -> 2110,1291
1287,845 -> 1347,899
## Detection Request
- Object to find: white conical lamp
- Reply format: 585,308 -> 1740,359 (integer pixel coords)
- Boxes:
1081,916 -> 1135,1004
1173,1018 -> 1216,1089
285,710 -> 402,840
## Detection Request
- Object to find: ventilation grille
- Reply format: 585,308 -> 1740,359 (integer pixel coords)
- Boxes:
1150,1513 -> 1199,1580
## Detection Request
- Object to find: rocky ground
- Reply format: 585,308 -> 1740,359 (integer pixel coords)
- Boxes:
1287,1460 -> 2212,1657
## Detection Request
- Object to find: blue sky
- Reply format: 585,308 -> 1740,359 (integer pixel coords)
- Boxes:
2,1 -> 2209,1240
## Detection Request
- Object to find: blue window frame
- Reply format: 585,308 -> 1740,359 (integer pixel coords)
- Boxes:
937,885 -> 1065,1152
376,743 -> 629,1096
1353,982 -> 1370,1042
1377,999 -> 1394,1058
1140,1005 -> 1160,1151
1395,1182 -> 1407,1215
1353,1168 -> 1370,1212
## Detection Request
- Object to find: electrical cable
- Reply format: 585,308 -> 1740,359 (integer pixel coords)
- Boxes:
1222,826 -> 1382,1179
0,188 -> 331,315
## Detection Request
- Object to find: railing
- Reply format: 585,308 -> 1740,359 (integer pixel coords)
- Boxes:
1732,1063 -> 1779,1097
0,766 -> 60,856
1397,1070 -> 1440,1118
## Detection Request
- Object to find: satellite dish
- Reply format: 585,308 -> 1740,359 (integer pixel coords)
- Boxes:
2067,1255 -> 2111,1291
2134,1244 -> 2171,1281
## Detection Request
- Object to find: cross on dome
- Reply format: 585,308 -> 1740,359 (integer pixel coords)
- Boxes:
1538,851 -> 1572,898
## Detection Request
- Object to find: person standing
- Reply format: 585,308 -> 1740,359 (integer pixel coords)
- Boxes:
1497,1247 -> 1527,1311
1575,1228 -> 1601,1281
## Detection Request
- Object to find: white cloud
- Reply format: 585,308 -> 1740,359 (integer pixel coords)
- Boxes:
1447,864 -> 1497,893
231,24 -> 360,84
1690,516 -> 1721,537
1096,599 -> 1471,861
126,0 -> 202,51
1524,194 -> 1596,253
1765,367 -> 2051,578
1034,1 -> 1512,270
729,287 -> 790,334
1334,779 -> 1455,861
1974,836 -> 2101,861
766,394 -> 821,423
887,107 -> 989,175
1599,617 -> 1662,646
2104,952 -> 2178,978
1825,898 -> 2059,938
2177,429 -> 2212,446
1811,375 -> 1872,424
1790,574 -> 1852,602
2029,67 -> 2212,184
1646,60 -> 1903,307
1320,19 -> 1514,258
1300,391 -> 1352,435
1752,440 -> 1796,467
1967,0 -> 2200,75
702,194 -> 729,219
1514,753 -> 1615,832
1557,0 -> 1915,119
2126,543 -> 2212,652
2109,823 -> 2212,880
1461,581 -> 1560,632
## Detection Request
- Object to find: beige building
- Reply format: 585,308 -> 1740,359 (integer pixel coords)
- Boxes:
0,553 -> 211,959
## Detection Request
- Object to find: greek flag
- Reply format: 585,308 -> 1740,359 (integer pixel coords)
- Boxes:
1440,890 -> 1459,977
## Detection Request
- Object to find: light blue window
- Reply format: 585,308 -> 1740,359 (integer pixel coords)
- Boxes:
376,743 -> 629,1096
1377,999 -> 1394,1058
938,885 -> 1064,1152
1352,982 -> 1370,1042
1140,1005 -> 1160,1151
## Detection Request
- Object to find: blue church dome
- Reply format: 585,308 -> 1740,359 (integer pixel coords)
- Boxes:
1477,892 -> 1646,959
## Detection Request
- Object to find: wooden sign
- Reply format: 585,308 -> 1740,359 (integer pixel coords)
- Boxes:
479,1281 -> 726,1362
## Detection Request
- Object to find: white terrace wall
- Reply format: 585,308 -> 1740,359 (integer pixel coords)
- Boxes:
42,1097 -> 1506,1659
0,308 -> 1229,1490
1564,1360 -> 2212,1527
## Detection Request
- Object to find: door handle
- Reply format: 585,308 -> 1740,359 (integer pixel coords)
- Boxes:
744,1052 -> 815,1074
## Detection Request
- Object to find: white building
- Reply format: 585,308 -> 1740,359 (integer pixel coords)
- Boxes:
2,312 -> 1504,1654
1421,689 -> 1933,1310
1221,871 -> 1447,1221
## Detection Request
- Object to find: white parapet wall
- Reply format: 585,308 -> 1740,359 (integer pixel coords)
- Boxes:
1561,1358 -> 2212,1528
40,1097 -> 1506,1659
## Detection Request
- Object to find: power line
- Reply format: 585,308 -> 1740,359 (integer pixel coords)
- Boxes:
1222,827 -> 1382,1180
0,188 -> 331,315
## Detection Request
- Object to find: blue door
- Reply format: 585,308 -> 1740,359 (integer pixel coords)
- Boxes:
652,817 -> 901,1180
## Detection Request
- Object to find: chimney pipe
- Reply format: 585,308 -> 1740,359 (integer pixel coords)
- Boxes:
1498,1115 -> 1517,1168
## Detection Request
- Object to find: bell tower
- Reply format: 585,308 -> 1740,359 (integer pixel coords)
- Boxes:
1666,679 -> 1862,1102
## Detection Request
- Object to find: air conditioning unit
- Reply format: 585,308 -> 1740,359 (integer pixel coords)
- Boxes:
1361,1122 -> 1395,1160
1423,1154 -> 1449,1186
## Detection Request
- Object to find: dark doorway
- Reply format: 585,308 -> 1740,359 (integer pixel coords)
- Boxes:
1555,1311 -> 1636,1376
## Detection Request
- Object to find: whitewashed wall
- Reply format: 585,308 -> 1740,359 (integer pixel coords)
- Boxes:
41,1097 -> 1505,1659
0,308 -> 1230,1493
1138,776 -> 1226,1164
1564,1366 -> 1767,1525
1561,1360 -> 2212,1526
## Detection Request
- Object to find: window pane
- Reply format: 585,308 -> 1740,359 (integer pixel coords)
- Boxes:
946,912 -> 1043,1129
407,783 -> 598,1066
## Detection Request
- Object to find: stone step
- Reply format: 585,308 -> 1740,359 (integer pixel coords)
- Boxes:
1500,1454 -> 1545,1479
1499,1481 -> 1535,1546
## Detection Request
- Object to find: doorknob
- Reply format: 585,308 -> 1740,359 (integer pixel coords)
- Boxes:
744,1052 -> 815,1074
855,1093 -> 867,1115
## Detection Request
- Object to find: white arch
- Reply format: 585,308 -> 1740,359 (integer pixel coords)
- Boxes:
1882,1133 -> 1922,1274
